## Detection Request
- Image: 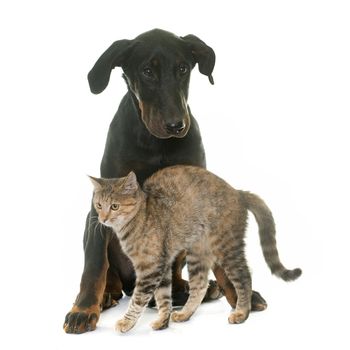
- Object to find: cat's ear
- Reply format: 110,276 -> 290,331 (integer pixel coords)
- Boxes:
122,172 -> 138,193
88,175 -> 104,192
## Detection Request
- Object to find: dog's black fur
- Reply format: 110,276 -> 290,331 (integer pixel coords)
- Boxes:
64,29 -> 266,334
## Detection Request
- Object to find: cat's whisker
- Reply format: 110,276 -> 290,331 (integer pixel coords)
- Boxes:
94,221 -> 101,236
88,215 -> 101,237
99,223 -> 104,238
89,215 -> 99,224
88,215 -> 99,229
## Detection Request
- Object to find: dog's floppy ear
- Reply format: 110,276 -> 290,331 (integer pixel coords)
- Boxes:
88,39 -> 133,94
182,34 -> 215,85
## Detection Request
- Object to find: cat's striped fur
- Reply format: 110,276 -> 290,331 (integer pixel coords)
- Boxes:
89,165 -> 301,332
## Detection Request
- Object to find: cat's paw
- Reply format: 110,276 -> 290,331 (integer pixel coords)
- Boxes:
151,317 -> 170,330
115,318 -> 135,333
171,311 -> 191,322
228,310 -> 249,324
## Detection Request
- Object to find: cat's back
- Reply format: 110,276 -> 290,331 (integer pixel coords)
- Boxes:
143,166 -> 244,236
143,165 -> 238,202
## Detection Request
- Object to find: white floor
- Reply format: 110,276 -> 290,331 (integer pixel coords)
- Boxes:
52,268 -> 345,350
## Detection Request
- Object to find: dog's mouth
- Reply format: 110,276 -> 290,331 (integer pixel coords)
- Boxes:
146,116 -> 190,139
142,121 -> 189,139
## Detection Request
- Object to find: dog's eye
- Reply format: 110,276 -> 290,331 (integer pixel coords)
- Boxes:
143,67 -> 154,78
111,204 -> 120,211
178,64 -> 188,75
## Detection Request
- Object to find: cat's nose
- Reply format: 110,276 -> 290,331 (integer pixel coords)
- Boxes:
99,216 -> 108,224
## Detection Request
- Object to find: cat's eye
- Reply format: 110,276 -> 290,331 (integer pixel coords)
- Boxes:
111,204 -> 120,211
96,203 -> 102,209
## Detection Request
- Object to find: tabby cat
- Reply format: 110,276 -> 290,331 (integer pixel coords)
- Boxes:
89,165 -> 301,333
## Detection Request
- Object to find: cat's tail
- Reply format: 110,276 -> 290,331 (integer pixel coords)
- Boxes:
239,191 -> 302,282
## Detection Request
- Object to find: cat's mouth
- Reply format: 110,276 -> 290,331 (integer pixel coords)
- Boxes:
99,219 -> 114,227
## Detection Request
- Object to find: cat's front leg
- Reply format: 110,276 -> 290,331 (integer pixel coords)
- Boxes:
115,276 -> 160,333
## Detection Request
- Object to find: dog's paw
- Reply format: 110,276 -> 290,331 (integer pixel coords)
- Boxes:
63,305 -> 100,334
203,280 -> 223,301
251,290 -> 268,311
115,318 -> 135,333
101,292 -> 121,310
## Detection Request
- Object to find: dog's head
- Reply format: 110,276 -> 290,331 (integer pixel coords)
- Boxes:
88,29 -> 215,139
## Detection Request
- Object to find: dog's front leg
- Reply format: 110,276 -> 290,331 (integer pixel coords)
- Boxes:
63,206 -> 112,334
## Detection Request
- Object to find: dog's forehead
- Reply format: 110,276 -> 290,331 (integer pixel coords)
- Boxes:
132,29 -> 192,64
135,28 -> 180,45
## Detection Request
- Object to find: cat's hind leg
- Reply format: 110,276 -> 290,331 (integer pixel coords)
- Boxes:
171,249 -> 210,323
221,241 -> 252,324
151,267 -> 172,330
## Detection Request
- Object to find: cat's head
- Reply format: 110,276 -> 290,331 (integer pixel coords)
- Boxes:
89,172 -> 142,229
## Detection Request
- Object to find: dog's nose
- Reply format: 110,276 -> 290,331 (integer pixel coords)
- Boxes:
166,121 -> 186,135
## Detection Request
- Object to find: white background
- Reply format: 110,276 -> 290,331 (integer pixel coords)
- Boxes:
1,0 -> 349,349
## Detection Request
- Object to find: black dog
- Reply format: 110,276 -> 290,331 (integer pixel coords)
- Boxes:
64,29 -> 266,334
